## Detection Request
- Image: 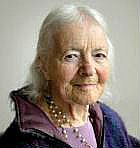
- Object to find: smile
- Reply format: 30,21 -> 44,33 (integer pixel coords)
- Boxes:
74,84 -> 96,89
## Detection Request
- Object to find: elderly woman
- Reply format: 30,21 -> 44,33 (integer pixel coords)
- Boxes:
0,4 -> 139,148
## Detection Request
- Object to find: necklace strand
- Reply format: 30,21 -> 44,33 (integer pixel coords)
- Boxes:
45,96 -> 96,148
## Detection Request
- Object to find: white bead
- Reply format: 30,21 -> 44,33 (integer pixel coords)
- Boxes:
54,114 -> 57,117
66,119 -> 70,123
76,133 -> 82,138
73,128 -> 79,133
58,111 -> 62,115
50,101 -> 54,104
60,124 -> 64,128
63,115 -> 66,119
52,110 -> 55,113
64,134 -> 68,139
57,119 -> 61,123
81,138 -> 86,143
62,129 -> 67,134
49,105 -> 53,109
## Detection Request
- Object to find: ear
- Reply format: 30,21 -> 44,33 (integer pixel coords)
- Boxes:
37,55 -> 50,80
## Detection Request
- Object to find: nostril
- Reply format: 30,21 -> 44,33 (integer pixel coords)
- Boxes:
79,64 -> 95,77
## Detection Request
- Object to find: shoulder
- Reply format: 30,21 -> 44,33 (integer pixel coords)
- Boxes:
0,120 -> 71,148
0,121 -> 36,148
99,102 -> 121,117
0,120 -> 50,148
99,102 -> 140,147
99,102 -> 127,126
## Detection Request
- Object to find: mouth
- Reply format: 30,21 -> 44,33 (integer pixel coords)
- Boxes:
74,83 -> 96,89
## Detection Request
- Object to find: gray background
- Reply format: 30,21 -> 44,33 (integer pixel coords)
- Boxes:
0,0 -> 139,138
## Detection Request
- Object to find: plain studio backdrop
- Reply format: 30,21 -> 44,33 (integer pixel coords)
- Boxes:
0,0 -> 139,138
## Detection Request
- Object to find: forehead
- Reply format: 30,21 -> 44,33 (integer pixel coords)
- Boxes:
52,22 -> 108,53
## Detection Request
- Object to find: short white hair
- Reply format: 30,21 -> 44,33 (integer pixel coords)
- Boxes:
23,4 -> 114,100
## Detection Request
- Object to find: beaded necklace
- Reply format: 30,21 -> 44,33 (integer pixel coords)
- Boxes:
45,96 -> 96,148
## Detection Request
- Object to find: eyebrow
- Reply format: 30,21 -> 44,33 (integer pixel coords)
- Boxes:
93,48 -> 108,52
63,48 -> 81,54
68,48 -> 81,52
69,47 -> 107,52
63,47 -> 108,55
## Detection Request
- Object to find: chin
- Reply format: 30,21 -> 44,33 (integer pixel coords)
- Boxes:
65,88 -> 101,105
70,95 -> 99,106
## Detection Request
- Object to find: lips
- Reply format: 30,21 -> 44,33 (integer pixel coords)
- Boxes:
74,83 -> 96,89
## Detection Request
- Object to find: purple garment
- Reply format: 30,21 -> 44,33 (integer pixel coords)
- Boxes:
14,96 -> 97,148
58,120 -> 97,148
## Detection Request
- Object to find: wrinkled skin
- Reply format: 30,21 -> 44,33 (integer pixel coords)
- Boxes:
40,21 -> 110,124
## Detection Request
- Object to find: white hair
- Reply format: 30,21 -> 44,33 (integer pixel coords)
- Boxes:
23,4 -> 114,100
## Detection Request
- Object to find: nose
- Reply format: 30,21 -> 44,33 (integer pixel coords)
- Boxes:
78,61 -> 96,77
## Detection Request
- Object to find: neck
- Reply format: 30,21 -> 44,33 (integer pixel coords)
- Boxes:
36,95 -> 89,127
59,101 -> 89,127
55,96 -> 90,127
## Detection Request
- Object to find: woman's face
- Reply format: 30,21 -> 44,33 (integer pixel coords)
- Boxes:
42,22 -> 110,105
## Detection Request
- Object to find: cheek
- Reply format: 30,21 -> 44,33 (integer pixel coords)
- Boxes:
62,70 -> 74,81
58,64 -> 78,82
97,67 -> 110,83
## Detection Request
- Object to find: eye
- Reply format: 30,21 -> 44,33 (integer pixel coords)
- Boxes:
64,54 -> 79,62
95,53 -> 106,58
93,53 -> 107,61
